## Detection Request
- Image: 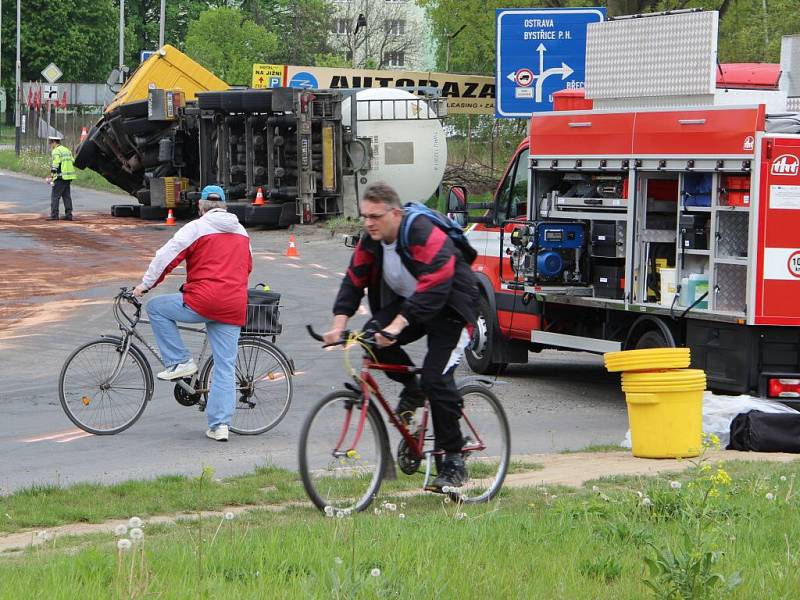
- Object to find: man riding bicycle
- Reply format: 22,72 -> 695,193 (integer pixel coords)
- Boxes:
323,182 -> 480,491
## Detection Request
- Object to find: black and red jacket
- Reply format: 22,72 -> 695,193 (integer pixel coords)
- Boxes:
333,212 -> 479,325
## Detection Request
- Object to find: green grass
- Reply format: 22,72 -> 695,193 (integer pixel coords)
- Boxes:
0,466 -> 302,535
0,149 -> 124,194
2,459 -> 800,598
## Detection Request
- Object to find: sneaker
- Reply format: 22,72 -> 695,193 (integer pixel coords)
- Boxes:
206,424 -> 229,442
395,385 -> 425,426
157,359 -> 198,381
46,215 -> 58,221
427,453 -> 469,493
64,215 -> 73,221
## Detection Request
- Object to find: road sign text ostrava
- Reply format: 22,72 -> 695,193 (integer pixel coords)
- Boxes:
495,8 -> 605,118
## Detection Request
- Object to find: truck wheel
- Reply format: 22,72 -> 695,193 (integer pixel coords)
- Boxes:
465,294 -> 507,375
634,330 -> 669,349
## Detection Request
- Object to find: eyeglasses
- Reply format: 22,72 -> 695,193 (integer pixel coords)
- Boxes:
360,211 -> 390,221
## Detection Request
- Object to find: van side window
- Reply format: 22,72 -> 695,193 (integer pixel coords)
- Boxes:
495,149 -> 529,223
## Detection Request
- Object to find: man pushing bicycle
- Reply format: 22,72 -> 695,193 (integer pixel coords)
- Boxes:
323,182 -> 480,492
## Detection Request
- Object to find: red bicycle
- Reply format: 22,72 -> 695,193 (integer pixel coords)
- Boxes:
299,326 -> 510,513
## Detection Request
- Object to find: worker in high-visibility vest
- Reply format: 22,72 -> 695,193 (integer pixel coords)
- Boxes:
46,135 -> 76,221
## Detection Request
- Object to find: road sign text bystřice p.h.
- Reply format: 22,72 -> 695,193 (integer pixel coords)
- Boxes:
495,8 -> 605,118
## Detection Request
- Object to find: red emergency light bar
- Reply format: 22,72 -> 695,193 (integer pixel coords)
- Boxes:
768,378 -> 800,399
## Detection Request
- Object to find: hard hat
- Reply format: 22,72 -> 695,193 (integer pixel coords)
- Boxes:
200,184 -> 226,202
48,135 -> 61,142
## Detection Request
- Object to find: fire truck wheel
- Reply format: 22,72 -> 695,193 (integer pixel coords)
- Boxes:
465,294 -> 506,375
634,329 -> 669,350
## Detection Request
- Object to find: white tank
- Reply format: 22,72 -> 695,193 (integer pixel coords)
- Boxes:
342,88 -> 446,204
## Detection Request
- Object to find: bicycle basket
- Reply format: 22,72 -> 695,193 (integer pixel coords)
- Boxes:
243,289 -> 282,335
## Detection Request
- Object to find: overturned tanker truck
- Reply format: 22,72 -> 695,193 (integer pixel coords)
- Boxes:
75,46 -> 448,226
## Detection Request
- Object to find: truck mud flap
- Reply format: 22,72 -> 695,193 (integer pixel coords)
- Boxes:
111,204 -> 141,218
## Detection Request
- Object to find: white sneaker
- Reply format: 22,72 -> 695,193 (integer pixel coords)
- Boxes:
157,359 -> 198,381
206,425 -> 229,442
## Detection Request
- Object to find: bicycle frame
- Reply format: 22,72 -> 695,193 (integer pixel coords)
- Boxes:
336,352 -> 489,479
102,293 -> 210,397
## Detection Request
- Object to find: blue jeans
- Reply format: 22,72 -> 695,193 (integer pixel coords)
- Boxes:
146,293 -> 240,430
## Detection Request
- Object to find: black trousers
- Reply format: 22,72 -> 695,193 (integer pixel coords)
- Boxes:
50,179 -> 73,217
370,303 -> 466,453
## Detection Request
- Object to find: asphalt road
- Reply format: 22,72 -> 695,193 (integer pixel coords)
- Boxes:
0,172 -> 628,494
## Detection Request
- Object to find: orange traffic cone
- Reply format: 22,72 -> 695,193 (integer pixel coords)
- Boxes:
79,127 -> 88,143
252,187 -> 265,206
284,234 -> 299,257
165,209 -> 176,226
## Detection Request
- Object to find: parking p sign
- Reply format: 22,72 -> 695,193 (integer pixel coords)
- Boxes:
496,8 -> 605,118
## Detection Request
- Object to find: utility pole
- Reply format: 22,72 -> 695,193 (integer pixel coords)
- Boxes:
159,0 -> 166,48
762,0 -> 768,57
119,0 -> 125,82
14,0 -> 20,156
444,24 -> 466,72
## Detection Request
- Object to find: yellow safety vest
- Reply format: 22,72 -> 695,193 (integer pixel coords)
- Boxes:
51,144 -> 76,181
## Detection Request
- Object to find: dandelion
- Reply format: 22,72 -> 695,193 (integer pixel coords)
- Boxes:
334,557 -> 343,565
373,508 -> 382,516
400,502 -> 406,508
399,513 -> 405,520
113,524 -> 128,536
385,503 -> 396,512
370,568 -> 381,577
324,506 -> 334,517
224,512 -> 235,521
766,492 -> 775,501
444,497 -> 451,504
442,486 -> 451,494
670,481 -> 682,490
128,517 -> 142,528
780,476 -> 788,482
343,508 -> 353,516
636,491 -> 643,499
641,497 -> 652,507
592,485 -> 600,493
130,528 -> 144,541
117,539 -> 132,551
336,511 -> 345,519
455,512 -> 466,520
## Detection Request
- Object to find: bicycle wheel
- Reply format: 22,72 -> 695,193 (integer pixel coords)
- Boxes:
200,338 -> 293,435
59,338 -> 152,435
454,384 -> 511,504
298,391 -> 387,513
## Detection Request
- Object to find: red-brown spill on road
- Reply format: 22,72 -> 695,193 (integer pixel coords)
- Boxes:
0,212 -> 170,343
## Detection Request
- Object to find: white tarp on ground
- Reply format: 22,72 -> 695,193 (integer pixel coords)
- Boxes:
621,391 -> 799,449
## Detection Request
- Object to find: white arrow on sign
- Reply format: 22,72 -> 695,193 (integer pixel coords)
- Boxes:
505,43 -> 573,102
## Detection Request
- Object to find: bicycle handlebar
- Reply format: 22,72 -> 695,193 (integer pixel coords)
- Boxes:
306,324 -> 397,349
114,287 -> 143,329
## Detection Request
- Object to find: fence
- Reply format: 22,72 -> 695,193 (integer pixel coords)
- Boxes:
10,104 -> 102,155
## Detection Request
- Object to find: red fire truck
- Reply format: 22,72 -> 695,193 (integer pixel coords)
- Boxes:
451,53 -> 800,397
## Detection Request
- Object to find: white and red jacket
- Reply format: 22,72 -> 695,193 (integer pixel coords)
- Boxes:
141,209 -> 252,326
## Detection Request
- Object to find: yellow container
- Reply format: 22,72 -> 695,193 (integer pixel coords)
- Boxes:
604,347 -> 690,372
621,369 -> 706,458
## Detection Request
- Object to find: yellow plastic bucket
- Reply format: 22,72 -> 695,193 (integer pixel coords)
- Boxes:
604,348 -> 691,372
621,369 -> 706,458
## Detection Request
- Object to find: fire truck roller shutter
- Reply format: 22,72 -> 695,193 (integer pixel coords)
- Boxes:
624,315 -> 678,351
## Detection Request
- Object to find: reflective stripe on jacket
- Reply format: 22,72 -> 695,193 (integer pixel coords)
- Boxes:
51,145 -> 76,180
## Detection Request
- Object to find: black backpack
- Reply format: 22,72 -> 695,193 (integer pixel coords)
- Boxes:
400,202 -> 477,265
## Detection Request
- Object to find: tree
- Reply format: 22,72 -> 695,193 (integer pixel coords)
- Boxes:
1,0 -> 117,87
253,0 -> 335,66
329,0 -> 426,70
184,7 -> 278,85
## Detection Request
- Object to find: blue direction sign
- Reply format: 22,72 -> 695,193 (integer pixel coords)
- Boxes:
496,8 -> 605,118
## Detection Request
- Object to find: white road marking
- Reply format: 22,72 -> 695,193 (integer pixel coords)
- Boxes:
283,263 -> 301,269
314,273 -> 329,279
